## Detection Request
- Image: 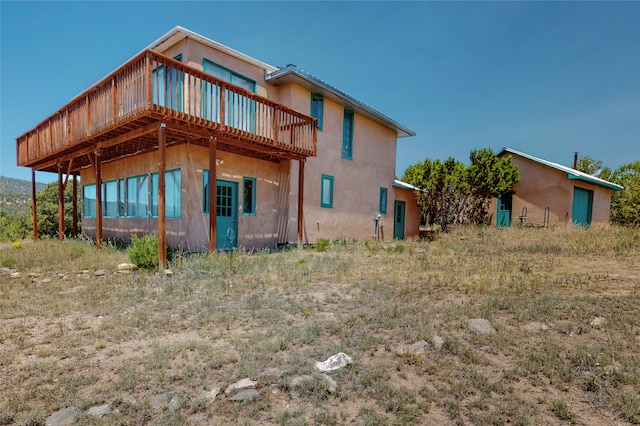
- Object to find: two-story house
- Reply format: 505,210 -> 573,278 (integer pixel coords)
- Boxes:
16,26 -> 418,265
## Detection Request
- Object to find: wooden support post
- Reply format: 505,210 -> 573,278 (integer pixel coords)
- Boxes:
31,170 -> 38,241
208,136 -> 217,254
57,164 -> 65,241
95,152 -> 103,250
72,174 -> 78,237
158,123 -> 167,270
297,158 -> 305,249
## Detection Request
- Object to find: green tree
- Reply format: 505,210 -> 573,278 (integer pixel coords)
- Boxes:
576,156 -> 604,177
465,148 -> 520,223
607,161 -> 640,226
35,181 -> 82,238
402,149 -> 519,230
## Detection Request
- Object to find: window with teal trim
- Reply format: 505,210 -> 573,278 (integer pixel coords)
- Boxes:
203,170 -> 210,213
126,175 -> 149,218
243,177 -> 256,216
321,174 -> 334,209
202,59 -> 256,132
379,187 -> 388,214
310,93 -> 323,130
342,110 -> 354,160
152,54 -> 183,112
102,180 -> 118,218
83,184 -> 96,218
118,179 -> 125,217
151,169 -> 181,218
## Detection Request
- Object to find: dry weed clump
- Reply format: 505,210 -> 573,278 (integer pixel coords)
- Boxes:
0,226 -> 639,425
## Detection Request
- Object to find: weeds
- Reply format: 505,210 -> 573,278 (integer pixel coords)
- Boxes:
0,226 -> 638,424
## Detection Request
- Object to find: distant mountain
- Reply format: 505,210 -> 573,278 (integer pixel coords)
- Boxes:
0,176 -> 46,196
0,176 -> 47,217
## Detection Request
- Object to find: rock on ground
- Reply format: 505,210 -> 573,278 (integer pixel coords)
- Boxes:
45,407 -> 79,426
468,318 -> 497,335
225,378 -> 257,394
395,340 -> 428,356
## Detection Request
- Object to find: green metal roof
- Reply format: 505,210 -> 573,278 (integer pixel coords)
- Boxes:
499,148 -> 623,191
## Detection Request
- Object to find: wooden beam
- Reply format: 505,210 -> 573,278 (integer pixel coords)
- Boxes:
158,123 -> 167,270
72,174 -> 78,237
298,158 -> 305,249
208,136 -> 217,254
63,158 -> 74,189
31,170 -> 38,241
58,165 -> 65,241
95,152 -> 103,250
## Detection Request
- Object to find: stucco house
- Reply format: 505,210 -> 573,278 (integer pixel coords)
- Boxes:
491,148 -> 623,227
16,26 -> 419,264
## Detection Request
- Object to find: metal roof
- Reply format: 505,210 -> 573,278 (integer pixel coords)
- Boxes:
393,179 -> 420,191
265,65 -> 416,138
499,148 -> 623,191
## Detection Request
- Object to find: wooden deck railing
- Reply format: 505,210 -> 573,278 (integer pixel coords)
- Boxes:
17,50 -> 317,167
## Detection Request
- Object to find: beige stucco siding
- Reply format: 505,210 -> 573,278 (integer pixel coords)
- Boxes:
277,84 -> 402,242
490,154 -> 613,226
80,144 -> 287,251
393,187 -> 420,239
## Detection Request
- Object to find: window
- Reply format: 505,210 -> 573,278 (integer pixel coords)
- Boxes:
102,180 -> 118,218
118,179 -> 125,217
126,175 -> 149,218
203,170 -> 210,213
151,169 -> 181,218
202,59 -> 256,131
379,187 -> 388,214
342,109 -> 354,160
321,174 -> 334,208
310,93 -> 323,130
243,177 -> 256,216
152,54 -> 183,112
83,184 -> 96,218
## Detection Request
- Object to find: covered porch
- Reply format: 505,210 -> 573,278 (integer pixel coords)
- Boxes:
16,50 -> 317,268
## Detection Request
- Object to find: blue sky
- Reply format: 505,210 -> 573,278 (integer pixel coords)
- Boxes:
1,1 -> 638,183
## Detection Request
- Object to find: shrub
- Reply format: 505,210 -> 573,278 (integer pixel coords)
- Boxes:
316,238 -> 330,252
128,234 -> 160,270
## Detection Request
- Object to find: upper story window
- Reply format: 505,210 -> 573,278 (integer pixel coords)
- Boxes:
310,93 -> 323,131
342,109 -> 354,160
203,59 -> 256,92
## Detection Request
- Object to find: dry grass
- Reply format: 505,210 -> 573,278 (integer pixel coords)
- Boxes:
1,225 -> 639,425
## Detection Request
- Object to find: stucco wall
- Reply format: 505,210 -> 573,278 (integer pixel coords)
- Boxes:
80,144 -> 287,251
393,187 -> 421,239
276,84 -> 403,242
490,154 -> 613,226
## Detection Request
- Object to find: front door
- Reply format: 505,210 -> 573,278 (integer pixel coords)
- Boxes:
572,187 -> 593,226
496,193 -> 512,228
216,180 -> 238,250
393,200 -> 406,240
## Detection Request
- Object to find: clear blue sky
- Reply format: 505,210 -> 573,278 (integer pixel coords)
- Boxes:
1,1 -> 638,183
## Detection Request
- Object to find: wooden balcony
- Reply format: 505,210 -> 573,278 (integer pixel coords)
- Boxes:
16,50 -> 317,173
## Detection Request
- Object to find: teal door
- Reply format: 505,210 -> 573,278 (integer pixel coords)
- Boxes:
572,187 -> 593,226
496,193 -> 512,228
216,180 -> 238,250
393,200 -> 406,240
